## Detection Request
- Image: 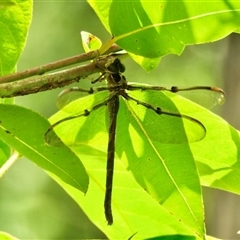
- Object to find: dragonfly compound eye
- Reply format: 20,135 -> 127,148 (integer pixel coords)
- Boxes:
107,58 -> 125,73
111,73 -> 122,82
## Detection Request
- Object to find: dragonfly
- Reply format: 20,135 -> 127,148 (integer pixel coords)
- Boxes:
45,56 -> 225,225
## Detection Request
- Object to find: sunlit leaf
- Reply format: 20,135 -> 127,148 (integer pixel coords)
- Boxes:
48,88 -> 211,239
0,104 -> 89,193
0,0 -> 32,76
89,1 -> 240,70
0,231 -> 19,240
0,0 -> 32,167
128,52 -> 161,71
0,97 -> 13,166
165,93 -> 240,195
81,31 -> 102,52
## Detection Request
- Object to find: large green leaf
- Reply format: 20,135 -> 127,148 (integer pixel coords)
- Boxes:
47,88 -> 218,239
0,0 -> 32,166
47,82 -> 240,238
88,1 -> 240,70
0,96 -> 12,167
0,0 -> 32,76
0,231 -> 19,240
0,104 -> 88,193
166,94 -> 240,194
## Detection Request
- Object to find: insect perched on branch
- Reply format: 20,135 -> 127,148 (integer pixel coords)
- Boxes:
45,56 -> 225,225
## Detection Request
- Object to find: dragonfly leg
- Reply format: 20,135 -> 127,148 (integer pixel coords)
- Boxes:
91,72 -> 106,84
58,87 -> 94,96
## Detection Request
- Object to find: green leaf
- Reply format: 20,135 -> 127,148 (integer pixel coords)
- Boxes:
165,93 -> 240,194
0,96 -> 12,166
81,31 -> 102,52
0,98 -> 14,104
89,1 -> 240,66
0,139 -> 11,168
0,231 -> 19,240
128,53 -> 161,72
0,101 -> 13,167
0,0 -> 32,166
48,88 -> 209,239
146,236 -> 196,240
0,0 -> 32,76
0,104 -> 89,193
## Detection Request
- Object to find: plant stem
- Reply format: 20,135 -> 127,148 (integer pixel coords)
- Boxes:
0,44 -> 122,84
0,151 -> 20,178
0,61 -> 100,98
0,45 -> 126,98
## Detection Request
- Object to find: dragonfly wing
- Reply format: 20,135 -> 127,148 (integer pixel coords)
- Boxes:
126,90 -> 206,144
46,90 -> 109,147
128,84 -> 225,109
172,86 -> 225,108
57,87 -> 95,110
57,89 -> 109,115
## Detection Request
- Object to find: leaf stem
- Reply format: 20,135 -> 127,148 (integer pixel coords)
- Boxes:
0,151 -> 20,178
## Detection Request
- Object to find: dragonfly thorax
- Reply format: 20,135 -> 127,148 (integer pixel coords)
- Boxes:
107,73 -> 127,89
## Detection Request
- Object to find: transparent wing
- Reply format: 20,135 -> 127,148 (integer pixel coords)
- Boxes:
45,90 -> 110,146
170,86 -> 225,108
57,87 -> 95,110
128,84 -> 225,109
47,83 -> 218,146
56,86 -> 111,111
125,89 -> 206,144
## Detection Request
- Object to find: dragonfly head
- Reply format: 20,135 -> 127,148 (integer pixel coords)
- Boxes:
94,56 -> 126,85
107,58 -> 125,74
